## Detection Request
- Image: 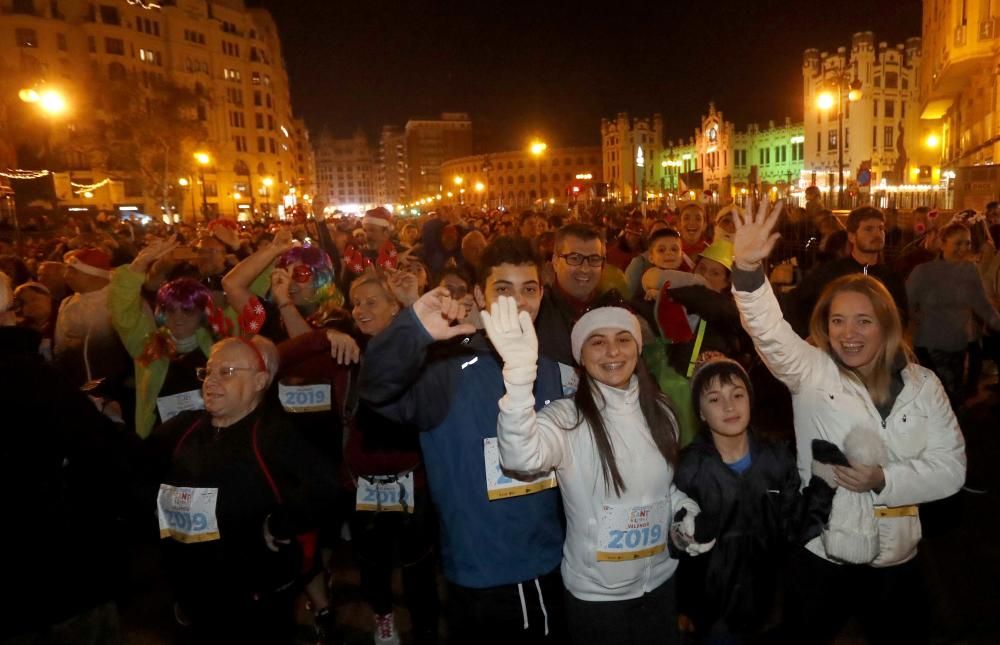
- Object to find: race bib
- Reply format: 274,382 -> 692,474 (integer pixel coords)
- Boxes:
278,382 -> 331,413
484,437 -> 557,501
596,499 -> 669,561
156,389 -> 204,422
355,473 -> 415,513
559,362 -> 579,397
157,484 -> 221,544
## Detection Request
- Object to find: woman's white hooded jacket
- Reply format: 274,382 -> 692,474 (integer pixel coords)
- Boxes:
497,373 -> 698,601
733,276 -> 966,567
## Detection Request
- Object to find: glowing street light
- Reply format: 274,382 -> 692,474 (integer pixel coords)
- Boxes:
193,151 -> 211,221
453,176 -> 464,186
816,91 -> 835,111
177,177 -> 189,187
925,134 -> 940,149
38,89 -> 67,115
474,181 -> 485,192
529,140 -> 547,156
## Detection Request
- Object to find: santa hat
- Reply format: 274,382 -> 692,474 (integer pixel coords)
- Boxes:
64,247 -> 111,279
363,206 -> 393,228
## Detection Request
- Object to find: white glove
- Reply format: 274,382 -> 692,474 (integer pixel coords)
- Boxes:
670,509 -> 716,556
480,295 -> 538,386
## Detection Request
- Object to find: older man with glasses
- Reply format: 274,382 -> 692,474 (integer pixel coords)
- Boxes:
147,336 -> 338,643
535,223 -> 607,377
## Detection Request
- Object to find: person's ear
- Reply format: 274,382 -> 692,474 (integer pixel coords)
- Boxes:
254,371 -> 269,393
473,284 -> 486,310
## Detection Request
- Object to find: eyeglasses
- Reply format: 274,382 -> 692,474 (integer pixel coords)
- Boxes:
291,264 -> 314,283
557,253 -> 605,267
196,366 -> 257,381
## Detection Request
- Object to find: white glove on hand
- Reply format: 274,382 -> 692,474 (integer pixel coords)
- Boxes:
670,509 -> 716,556
480,295 -> 538,386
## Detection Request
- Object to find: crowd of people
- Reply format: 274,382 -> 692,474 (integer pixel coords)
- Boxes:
0,193 -> 996,645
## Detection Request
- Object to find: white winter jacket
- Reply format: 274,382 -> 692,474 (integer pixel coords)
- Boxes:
734,278 -> 966,567
497,374 -> 698,601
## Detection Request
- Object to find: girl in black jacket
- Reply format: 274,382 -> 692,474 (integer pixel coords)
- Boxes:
675,358 -> 833,643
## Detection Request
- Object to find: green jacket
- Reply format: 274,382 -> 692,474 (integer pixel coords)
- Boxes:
109,267 -> 214,438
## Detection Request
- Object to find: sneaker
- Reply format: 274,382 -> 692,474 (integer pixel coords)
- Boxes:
373,612 -> 400,645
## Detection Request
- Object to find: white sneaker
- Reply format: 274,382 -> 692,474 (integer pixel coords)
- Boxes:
373,612 -> 400,645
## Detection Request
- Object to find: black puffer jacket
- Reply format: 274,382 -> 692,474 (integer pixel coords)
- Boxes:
675,431 -> 834,638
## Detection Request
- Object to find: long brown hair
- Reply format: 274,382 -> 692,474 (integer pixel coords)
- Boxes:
566,358 -> 679,497
809,274 -> 914,406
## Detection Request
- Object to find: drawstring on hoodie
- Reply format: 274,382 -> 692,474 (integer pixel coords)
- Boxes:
517,583 -> 528,630
534,578 -> 549,636
515,578 -> 549,635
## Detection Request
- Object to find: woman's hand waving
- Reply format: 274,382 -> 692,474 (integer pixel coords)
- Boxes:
480,295 -> 538,386
733,198 -> 784,270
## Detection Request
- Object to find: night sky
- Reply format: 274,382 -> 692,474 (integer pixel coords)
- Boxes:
251,0 -> 922,150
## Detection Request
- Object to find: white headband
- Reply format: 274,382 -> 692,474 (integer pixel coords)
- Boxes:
65,255 -> 110,279
571,306 -> 642,363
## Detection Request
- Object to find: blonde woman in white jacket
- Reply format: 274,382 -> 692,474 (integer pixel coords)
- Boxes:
731,199 -> 966,645
482,297 -> 712,645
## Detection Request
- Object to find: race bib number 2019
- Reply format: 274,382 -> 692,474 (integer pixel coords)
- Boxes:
278,382 -> 331,413
157,484 -> 221,544
483,437 -> 557,501
355,473 -> 415,513
596,499 -> 669,562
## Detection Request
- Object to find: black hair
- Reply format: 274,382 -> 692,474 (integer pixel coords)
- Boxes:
476,236 -> 539,287
554,223 -> 603,252
690,359 -> 754,422
568,359 -> 679,497
845,206 -> 884,233
648,228 -> 681,245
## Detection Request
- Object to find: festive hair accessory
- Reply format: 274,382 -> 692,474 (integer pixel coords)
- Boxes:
343,240 -> 398,276
570,306 -> 642,363
276,245 -> 343,307
64,247 -> 111,279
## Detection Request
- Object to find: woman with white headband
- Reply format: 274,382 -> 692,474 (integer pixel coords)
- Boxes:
482,298 -> 713,645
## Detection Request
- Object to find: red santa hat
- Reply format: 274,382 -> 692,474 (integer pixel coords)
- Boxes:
64,247 -> 112,279
363,206 -> 393,228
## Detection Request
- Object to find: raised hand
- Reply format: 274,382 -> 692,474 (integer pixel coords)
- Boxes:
272,227 -> 296,254
130,235 -> 178,273
480,295 -> 538,385
732,198 -> 784,269
385,267 -> 419,307
270,267 -> 292,306
412,286 -> 477,341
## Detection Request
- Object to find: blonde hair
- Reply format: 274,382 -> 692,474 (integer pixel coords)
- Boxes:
349,272 -> 398,306
809,274 -> 914,406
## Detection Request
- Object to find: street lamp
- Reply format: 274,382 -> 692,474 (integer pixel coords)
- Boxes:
529,140 -> 546,205
193,151 -> 211,221
815,75 -> 862,209
262,176 -> 273,218
925,134 -> 940,149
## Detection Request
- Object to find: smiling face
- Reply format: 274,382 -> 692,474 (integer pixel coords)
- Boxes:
351,281 -> 399,337
202,340 -> 268,422
827,290 -> 884,375
649,237 -> 682,270
553,235 -> 604,301
579,328 -> 638,390
679,207 -> 706,246
941,229 -> 971,263
285,261 -> 318,306
482,262 -> 543,321
694,257 -> 731,293
698,375 -> 751,437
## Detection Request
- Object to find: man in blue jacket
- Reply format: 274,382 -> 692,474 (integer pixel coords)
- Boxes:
360,237 -> 567,643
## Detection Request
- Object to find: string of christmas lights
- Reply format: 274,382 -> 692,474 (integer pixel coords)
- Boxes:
0,169 -> 50,180
71,178 -> 112,193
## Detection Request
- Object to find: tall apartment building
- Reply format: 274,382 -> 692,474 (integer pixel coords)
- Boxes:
659,104 -> 804,198
921,0 -> 1000,210
600,113 -> 664,202
375,125 -> 406,206
803,33 -> 930,196
314,129 -> 375,212
405,112 -> 473,202
0,0 -> 313,220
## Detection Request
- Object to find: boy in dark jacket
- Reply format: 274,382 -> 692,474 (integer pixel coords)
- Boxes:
675,358 -> 834,643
